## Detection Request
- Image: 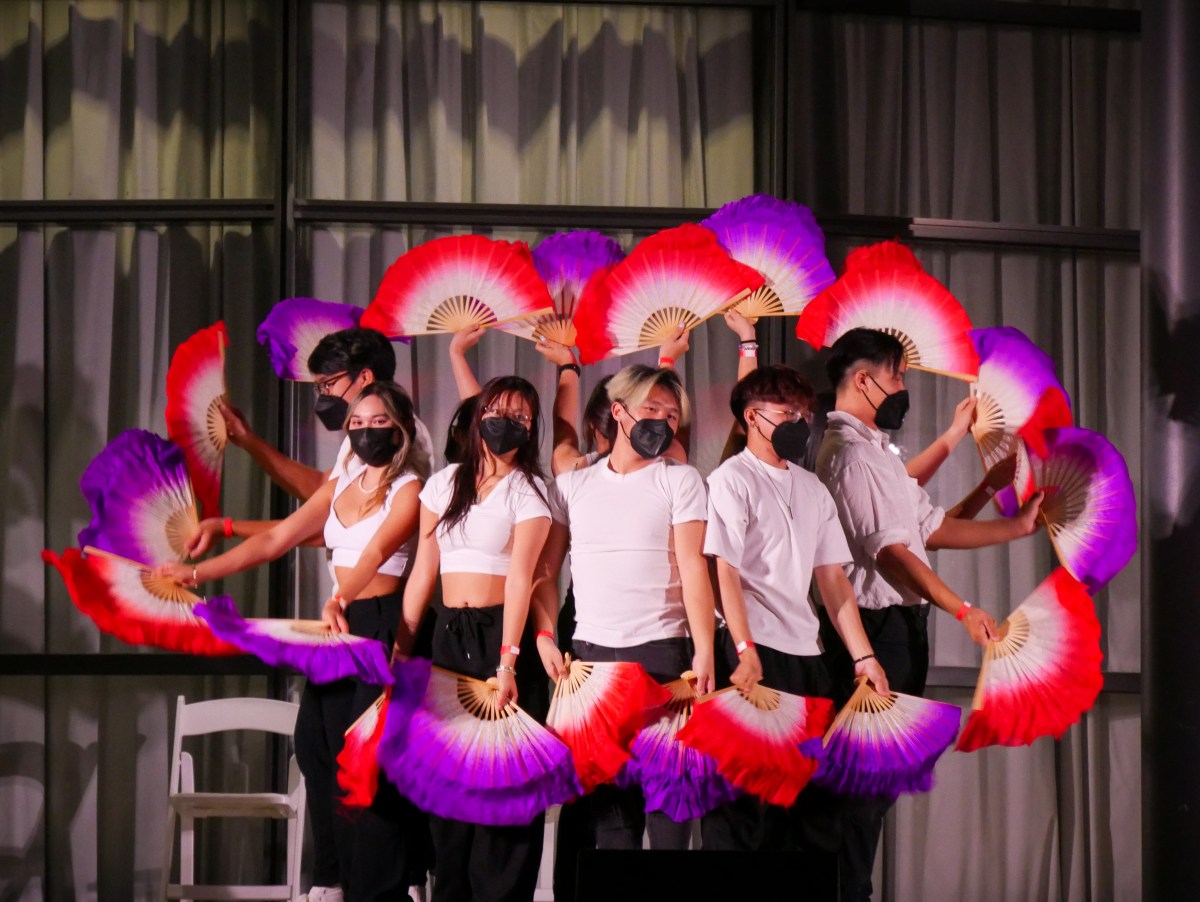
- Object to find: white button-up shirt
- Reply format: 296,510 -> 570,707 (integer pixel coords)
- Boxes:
815,411 -> 945,610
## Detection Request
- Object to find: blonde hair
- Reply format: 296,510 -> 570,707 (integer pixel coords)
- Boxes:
342,382 -> 430,511
606,364 -> 691,428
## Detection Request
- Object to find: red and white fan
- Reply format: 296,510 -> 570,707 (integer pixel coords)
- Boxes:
796,241 -> 978,380
165,321 -> 228,519
572,224 -> 765,364
361,235 -> 554,338
957,568 -> 1102,751
546,657 -> 671,793
338,690 -> 389,808
676,682 -> 833,807
42,546 -> 239,656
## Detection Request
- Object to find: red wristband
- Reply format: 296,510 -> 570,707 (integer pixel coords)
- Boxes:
500,644 -> 521,657
956,601 -> 972,621
658,356 -> 675,368
535,630 -> 555,641
735,640 -> 755,656
223,517 -> 234,538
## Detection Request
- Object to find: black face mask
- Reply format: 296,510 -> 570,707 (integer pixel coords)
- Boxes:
315,393 -> 349,431
349,427 -> 400,467
757,416 -> 810,465
480,417 -> 530,456
622,406 -> 675,460
867,375 -> 910,431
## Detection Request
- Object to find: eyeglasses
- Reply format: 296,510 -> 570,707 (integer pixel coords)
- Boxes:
482,406 -> 532,427
752,407 -> 811,424
313,372 -> 350,397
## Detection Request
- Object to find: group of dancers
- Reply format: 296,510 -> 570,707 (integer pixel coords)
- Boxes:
153,310 -> 1043,902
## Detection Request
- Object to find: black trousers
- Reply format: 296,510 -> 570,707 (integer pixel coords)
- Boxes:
701,634 -> 837,854
818,603 -> 931,902
426,602 -> 546,902
572,636 -> 694,852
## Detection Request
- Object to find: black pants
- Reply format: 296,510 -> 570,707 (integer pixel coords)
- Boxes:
296,675 -> 357,887
818,604 -> 931,902
701,635 -> 837,854
572,637 -> 694,852
427,603 -> 546,902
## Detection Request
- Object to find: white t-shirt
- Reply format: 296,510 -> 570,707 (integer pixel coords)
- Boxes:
815,411 -> 945,610
420,464 -> 552,575
555,456 -> 708,647
705,449 -> 852,655
324,466 -> 421,577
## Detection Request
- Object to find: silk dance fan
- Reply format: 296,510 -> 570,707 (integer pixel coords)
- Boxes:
957,568 -> 1102,752
800,677 -> 961,800
338,690 -> 389,808
546,656 -> 670,793
969,327 -> 1074,516
616,672 -> 738,822
796,241 -> 979,380
256,298 -> 364,381
701,194 -> 836,322
165,321 -> 229,519
573,223 -> 765,364
677,682 -> 833,807
377,657 -> 582,826
78,429 -> 200,565
1027,426 -> 1136,592
360,235 -> 554,338
42,546 -> 239,656
195,595 -> 393,685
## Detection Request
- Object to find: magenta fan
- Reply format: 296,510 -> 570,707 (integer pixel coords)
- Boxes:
573,224 -> 765,364
78,429 -> 199,565
377,657 -> 582,826
969,327 -> 1073,515
1028,426 -> 1137,593
165,321 -> 228,519
361,235 -> 554,338
616,673 -> 739,822
957,568 -> 1103,751
702,194 -> 835,321
42,547 -> 238,656
801,678 -> 961,800
256,298 -> 364,380
796,241 -> 978,380
194,595 -> 393,685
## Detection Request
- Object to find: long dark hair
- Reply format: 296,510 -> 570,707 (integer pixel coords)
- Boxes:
582,376 -> 616,453
437,376 -> 548,534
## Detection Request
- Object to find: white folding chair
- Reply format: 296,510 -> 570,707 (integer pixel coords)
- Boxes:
159,695 -> 306,901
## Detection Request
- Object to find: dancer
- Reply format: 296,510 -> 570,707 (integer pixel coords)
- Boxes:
393,375 -> 554,902
157,382 -> 430,901
814,328 -> 1043,901
546,363 -> 715,851
701,365 -> 889,853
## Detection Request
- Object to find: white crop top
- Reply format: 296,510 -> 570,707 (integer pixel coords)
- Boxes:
324,466 -> 421,578
420,464 -> 553,575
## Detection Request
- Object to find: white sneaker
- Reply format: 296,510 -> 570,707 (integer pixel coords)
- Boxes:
408,885 -> 427,902
299,887 -> 344,902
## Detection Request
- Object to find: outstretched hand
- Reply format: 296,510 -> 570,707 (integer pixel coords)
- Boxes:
449,324 -> 487,355
1015,490 -> 1046,536
659,325 -> 690,365
219,400 -> 252,448
961,604 -> 1000,647
722,309 -> 756,342
535,338 -> 576,368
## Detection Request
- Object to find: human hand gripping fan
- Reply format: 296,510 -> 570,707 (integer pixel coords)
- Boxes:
957,568 -> 1103,752
1028,426 -> 1137,593
165,321 -> 229,519
78,429 -> 199,565
338,690 -> 389,809
799,677 -> 961,800
377,657 -> 582,826
361,235 -> 554,338
256,298 -> 364,381
546,656 -> 671,793
795,241 -> 979,380
701,194 -> 836,322
615,672 -> 739,822
676,682 -> 833,807
194,594 -> 393,685
969,327 -> 1074,516
572,223 -> 765,364
41,546 -> 238,655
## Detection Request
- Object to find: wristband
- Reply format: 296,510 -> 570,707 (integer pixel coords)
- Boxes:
658,356 -> 675,368
737,340 -> 759,350
535,629 -> 555,641
735,640 -> 755,656
558,363 -> 581,377
956,601 -> 972,621
852,653 -> 876,665
223,517 -> 234,538
738,347 -> 758,359
982,483 -> 996,498
334,594 -> 349,610
496,665 -> 517,675
500,644 -> 521,657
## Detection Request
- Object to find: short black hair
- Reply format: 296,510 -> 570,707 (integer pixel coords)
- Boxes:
307,327 -> 396,382
730,365 -> 817,429
826,328 -> 905,389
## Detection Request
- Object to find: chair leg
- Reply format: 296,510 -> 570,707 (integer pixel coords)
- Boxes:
180,814 -> 195,902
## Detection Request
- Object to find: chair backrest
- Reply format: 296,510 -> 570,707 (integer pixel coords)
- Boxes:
169,695 -> 299,795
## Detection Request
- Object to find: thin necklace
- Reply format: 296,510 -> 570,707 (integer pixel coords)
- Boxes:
753,453 -> 793,520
